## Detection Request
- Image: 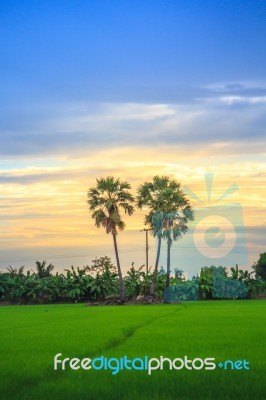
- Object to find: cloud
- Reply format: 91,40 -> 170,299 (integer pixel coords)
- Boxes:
201,80 -> 266,92
0,97 -> 265,159
205,95 -> 266,105
1,80 -> 266,158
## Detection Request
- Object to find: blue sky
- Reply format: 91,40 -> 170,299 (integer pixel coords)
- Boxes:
1,0 -> 266,104
0,0 -> 265,274
1,0 -> 266,159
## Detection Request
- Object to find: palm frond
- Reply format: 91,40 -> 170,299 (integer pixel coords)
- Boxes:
87,176 -> 134,235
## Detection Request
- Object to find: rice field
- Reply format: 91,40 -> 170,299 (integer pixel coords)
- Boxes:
0,300 -> 265,400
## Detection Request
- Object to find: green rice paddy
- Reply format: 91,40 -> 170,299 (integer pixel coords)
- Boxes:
1,300 -> 265,400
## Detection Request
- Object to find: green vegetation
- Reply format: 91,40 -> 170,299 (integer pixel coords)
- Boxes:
1,260 -> 265,305
0,301 -> 265,400
253,252 -> 266,280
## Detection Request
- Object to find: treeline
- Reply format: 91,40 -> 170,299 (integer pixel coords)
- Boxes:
0,257 -> 160,304
0,256 -> 265,304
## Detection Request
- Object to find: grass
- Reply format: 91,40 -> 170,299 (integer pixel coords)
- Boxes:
0,301 -> 266,400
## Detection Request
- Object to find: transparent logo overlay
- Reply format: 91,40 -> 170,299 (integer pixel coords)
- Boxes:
54,353 -> 250,375
156,173 -> 249,301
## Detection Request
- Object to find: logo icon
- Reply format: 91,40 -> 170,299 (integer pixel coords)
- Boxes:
184,173 -> 247,266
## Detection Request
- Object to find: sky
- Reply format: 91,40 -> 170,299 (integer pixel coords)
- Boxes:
0,0 -> 265,277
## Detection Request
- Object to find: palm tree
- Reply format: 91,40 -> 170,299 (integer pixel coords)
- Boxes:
35,260 -> 54,278
137,176 -> 170,295
152,208 -> 194,291
6,266 -> 25,276
87,176 -> 135,302
137,176 -> 194,296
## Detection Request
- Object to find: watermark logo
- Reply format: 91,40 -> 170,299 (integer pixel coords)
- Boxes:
161,173 -> 249,302
193,214 -> 236,259
53,354 -> 250,375
184,173 -> 247,266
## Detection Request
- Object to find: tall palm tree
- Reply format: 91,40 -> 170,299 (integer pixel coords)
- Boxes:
137,176 -> 194,296
87,176 -> 135,302
137,176 -> 170,295
152,209 -> 193,290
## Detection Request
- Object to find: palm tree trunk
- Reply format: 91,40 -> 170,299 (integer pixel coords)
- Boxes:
150,236 -> 162,296
166,237 -> 171,288
112,233 -> 125,302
